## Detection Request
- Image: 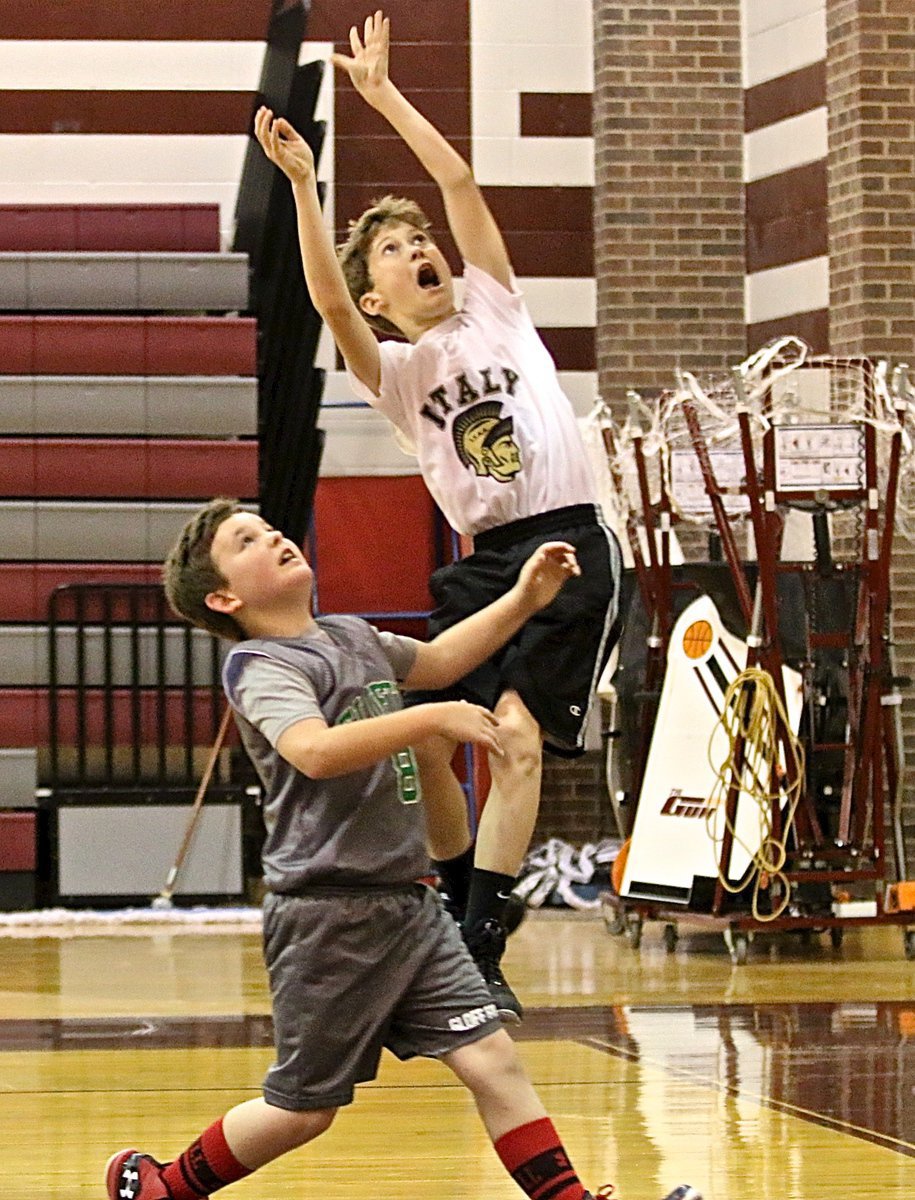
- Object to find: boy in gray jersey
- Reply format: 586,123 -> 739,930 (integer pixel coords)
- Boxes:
103,497 -> 701,1200
254,9 -> 623,1023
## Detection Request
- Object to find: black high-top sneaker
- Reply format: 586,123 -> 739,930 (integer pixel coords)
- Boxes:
438,887 -> 527,937
463,918 -> 523,1024
502,890 -> 528,936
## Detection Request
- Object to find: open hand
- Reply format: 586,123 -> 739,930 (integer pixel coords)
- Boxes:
330,9 -> 391,102
254,106 -> 315,186
515,541 -> 581,611
433,700 -> 503,757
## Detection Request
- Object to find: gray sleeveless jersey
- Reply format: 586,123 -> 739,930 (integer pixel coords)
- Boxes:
222,615 -> 429,892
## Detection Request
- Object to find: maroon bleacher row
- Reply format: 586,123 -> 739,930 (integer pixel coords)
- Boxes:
0,690 -> 231,748
0,317 -> 254,375
0,564 -> 161,623
0,204 -> 221,252
0,439 -> 258,499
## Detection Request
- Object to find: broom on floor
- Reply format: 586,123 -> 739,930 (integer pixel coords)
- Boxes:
151,705 -> 235,909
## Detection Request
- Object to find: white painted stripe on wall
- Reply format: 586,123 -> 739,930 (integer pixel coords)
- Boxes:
472,137 -> 594,187
745,256 -> 829,324
742,0 -> 824,39
0,134 -> 246,184
743,9 -> 827,88
0,40 -> 267,89
472,33 -> 592,87
0,134 -> 247,243
519,277 -> 596,326
318,405 -> 419,476
744,107 -> 827,182
555,371 -> 599,414
0,39 -> 331,90
470,0 -> 593,186
472,0 -> 592,46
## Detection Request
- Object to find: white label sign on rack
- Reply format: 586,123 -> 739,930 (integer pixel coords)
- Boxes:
669,449 -> 750,515
774,423 -> 864,492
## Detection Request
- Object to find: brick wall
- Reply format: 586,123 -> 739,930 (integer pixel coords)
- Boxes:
589,1 -> 915,873
535,750 -> 616,845
826,0 -> 914,357
593,1 -> 746,411
826,0 -> 915,869
578,1 -> 748,852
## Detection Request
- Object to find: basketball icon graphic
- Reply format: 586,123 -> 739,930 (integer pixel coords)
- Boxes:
682,619 -> 714,660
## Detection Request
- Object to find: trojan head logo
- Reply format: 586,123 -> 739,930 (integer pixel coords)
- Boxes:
451,401 -> 522,482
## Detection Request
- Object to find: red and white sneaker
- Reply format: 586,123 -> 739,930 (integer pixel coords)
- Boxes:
584,1186 -> 701,1200
105,1149 -> 170,1200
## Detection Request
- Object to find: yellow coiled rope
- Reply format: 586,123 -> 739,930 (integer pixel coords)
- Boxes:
706,666 -> 805,921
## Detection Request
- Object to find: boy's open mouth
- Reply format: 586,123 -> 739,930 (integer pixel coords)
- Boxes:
279,548 -> 297,565
417,262 -> 441,289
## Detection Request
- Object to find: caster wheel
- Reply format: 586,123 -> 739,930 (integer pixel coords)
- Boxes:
600,893 -> 626,936
603,909 -> 626,936
625,912 -> 643,950
663,923 -> 678,954
724,927 -> 748,965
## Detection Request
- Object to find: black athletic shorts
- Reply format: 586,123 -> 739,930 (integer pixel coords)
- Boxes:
408,504 -> 623,757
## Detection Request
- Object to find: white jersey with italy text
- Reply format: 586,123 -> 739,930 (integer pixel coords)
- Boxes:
346,264 -> 598,537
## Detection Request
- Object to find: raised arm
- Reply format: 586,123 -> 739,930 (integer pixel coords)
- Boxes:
403,542 -> 581,691
253,106 -> 381,394
332,11 -> 512,289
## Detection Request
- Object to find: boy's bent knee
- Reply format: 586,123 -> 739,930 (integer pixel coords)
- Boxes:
270,1103 -> 337,1144
492,693 -> 541,755
443,1028 -> 527,1086
489,720 -> 541,779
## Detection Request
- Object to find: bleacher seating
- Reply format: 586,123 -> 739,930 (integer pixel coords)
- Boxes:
0,203 -> 257,891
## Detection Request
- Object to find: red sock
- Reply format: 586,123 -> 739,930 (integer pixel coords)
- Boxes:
494,1117 -> 587,1200
160,1118 -> 253,1199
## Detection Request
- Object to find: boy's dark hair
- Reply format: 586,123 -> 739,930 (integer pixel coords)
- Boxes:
162,497 -> 246,642
337,194 -> 431,336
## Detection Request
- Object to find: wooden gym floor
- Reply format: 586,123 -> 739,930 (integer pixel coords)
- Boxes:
1,909 -> 913,1200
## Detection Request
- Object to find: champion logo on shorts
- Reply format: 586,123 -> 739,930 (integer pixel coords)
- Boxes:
569,704 -> 582,716
448,1003 -> 499,1032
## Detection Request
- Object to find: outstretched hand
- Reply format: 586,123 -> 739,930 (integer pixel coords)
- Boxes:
254,106 -> 315,186
432,700 -> 503,757
330,9 -> 391,102
515,541 -> 581,611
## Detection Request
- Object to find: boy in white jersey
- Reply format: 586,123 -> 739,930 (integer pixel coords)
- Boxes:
254,10 -> 623,1022
103,497 -> 699,1200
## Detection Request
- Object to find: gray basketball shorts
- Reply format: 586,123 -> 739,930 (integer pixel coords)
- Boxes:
261,883 -> 502,1111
